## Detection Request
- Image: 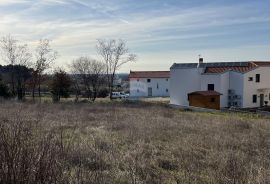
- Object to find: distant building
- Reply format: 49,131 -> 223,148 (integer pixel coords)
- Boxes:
170,58 -> 270,109
129,71 -> 170,97
113,75 -> 122,88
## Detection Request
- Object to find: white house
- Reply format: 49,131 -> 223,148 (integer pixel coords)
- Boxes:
170,59 -> 270,109
129,71 -> 170,97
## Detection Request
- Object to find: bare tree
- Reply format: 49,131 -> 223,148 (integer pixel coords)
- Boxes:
0,35 -> 32,98
70,57 -> 91,100
89,59 -> 106,101
33,39 -> 57,99
96,39 -> 136,99
70,57 -> 106,102
69,71 -> 81,102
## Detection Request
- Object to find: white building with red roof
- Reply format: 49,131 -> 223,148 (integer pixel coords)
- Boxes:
170,58 -> 270,108
129,71 -> 170,97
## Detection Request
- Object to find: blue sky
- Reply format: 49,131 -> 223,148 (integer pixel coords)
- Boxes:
0,0 -> 270,72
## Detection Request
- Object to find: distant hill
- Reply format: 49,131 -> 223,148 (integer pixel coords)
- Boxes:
116,73 -> 129,81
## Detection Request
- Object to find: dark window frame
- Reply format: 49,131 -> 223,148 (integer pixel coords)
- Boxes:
147,79 -> 151,83
253,94 -> 257,103
248,77 -> 253,81
208,84 -> 215,91
256,74 -> 260,83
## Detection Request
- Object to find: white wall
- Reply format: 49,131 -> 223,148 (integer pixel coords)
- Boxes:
228,71 -> 244,108
200,73 -> 230,108
200,74 -> 221,91
170,68 -> 244,108
170,68 -> 202,106
130,78 -> 170,97
243,67 -> 270,108
130,79 -> 147,97
220,72 -> 230,108
170,65 -> 270,108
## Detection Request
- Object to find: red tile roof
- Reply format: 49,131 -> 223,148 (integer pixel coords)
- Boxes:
204,62 -> 257,74
253,61 -> 270,66
204,61 -> 270,74
129,71 -> 170,79
188,91 -> 222,96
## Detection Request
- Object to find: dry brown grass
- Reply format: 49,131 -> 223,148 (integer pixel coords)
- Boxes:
0,101 -> 270,184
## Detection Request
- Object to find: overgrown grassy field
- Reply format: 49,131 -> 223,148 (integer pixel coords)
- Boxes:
0,101 -> 270,184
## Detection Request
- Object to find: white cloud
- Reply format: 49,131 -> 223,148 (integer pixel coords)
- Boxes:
0,0 -> 29,5
0,1 -> 269,71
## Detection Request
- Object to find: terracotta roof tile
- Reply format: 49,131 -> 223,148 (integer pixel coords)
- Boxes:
204,62 -> 257,74
129,71 -> 170,79
204,61 -> 270,74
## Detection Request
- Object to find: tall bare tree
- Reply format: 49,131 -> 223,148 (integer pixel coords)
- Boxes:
33,39 -> 57,99
88,59 -> 106,101
0,35 -> 32,97
96,39 -> 136,99
69,69 -> 81,102
70,57 -> 105,101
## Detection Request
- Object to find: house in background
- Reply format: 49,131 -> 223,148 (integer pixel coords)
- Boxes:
170,58 -> 270,109
129,71 -> 170,97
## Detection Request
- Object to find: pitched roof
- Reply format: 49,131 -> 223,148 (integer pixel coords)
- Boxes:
129,71 -> 170,79
188,91 -> 222,96
204,62 -> 257,74
253,61 -> 270,66
170,62 -> 250,69
171,61 -> 270,74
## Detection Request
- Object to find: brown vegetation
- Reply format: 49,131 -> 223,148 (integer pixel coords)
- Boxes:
0,101 -> 270,183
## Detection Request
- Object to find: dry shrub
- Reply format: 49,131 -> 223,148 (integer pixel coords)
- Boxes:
0,116 -> 68,183
0,101 -> 270,184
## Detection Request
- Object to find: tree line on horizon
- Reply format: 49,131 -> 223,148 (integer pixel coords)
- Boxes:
0,35 -> 136,102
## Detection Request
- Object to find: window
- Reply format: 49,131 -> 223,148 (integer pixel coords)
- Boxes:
137,79 -> 139,82
248,77 -> 253,81
253,95 -> 257,103
210,98 -> 215,102
147,79 -> 151,83
208,84 -> 215,91
256,74 -> 260,83
166,78 -> 169,81
157,83 -> 159,89
166,89 -> 169,93
137,89 -> 139,93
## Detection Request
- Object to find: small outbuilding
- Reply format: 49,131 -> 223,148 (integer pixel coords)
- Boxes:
188,91 -> 222,110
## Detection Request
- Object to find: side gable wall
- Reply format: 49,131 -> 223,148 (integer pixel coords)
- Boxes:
243,66 -> 270,108
170,68 -> 202,106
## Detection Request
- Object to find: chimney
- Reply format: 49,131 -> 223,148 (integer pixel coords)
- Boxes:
199,57 -> 203,64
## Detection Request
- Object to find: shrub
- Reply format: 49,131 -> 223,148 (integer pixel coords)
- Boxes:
97,88 -> 109,98
0,82 -> 10,98
50,70 -> 71,102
